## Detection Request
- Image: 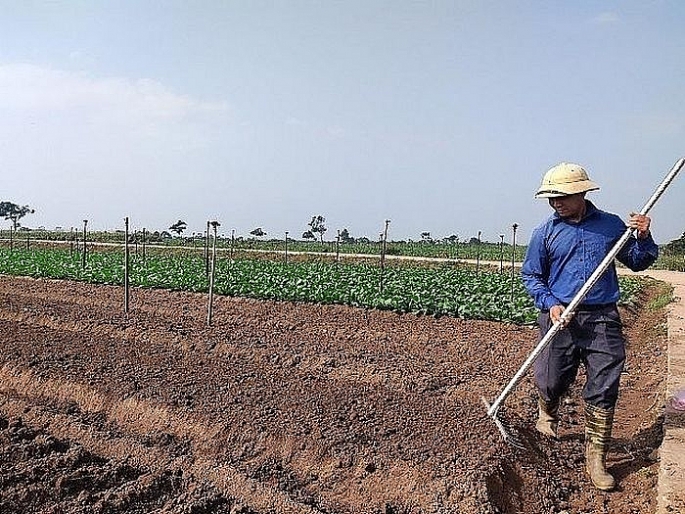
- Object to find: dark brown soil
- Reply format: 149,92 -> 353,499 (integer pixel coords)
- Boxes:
0,275 -> 668,513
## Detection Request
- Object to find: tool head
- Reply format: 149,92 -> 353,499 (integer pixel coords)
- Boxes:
481,397 -> 526,450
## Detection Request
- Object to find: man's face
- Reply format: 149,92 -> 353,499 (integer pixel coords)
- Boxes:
548,193 -> 586,221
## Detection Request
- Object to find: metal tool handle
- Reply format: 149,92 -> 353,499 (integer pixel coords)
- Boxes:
487,157 -> 685,418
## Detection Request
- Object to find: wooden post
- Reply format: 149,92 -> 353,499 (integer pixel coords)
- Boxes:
124,217 -> 130,313
284,231 -> 289,264
82,220 -> 88,269
510,223 -> 518,304
379,219 -> 390,293
204,220 -> 210,275
207,221 -> 221,326
336,230 -> 340,263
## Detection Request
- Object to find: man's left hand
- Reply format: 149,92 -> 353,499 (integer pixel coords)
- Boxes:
628,212 -> 651,239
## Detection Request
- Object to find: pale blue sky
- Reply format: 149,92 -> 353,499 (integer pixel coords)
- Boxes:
1,1 -> 684,242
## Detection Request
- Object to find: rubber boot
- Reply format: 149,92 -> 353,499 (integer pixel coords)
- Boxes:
536,396 -> 559,438
585,402 -> 616,491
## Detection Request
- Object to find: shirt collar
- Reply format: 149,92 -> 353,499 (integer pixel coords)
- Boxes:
551,200 -> 599,224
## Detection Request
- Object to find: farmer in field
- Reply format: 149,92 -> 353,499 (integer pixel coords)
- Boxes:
521,162 -> 658,491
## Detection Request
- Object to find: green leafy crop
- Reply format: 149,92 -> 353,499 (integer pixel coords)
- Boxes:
0,247 -> 642,325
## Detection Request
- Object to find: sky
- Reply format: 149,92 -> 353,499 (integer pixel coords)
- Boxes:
1,1 -> 684,243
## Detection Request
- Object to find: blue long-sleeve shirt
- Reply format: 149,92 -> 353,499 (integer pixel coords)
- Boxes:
521,201 -> 658,311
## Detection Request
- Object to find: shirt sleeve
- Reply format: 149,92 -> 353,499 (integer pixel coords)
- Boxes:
616,232 -> 659,271
521,225 -> 562,311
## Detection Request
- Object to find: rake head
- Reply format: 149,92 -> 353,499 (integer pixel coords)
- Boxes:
481,397 -> 526,450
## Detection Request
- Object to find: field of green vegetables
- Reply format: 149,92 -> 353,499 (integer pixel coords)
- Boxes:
0,246 -> 643,325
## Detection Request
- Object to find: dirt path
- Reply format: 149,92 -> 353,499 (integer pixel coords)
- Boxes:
620,269 -> 685,513
0,274 -> 671,513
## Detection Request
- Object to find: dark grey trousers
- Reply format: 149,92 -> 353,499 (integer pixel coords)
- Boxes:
534,305 -> 626,410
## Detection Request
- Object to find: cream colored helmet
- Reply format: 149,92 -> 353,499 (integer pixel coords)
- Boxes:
535,162 -> 600,198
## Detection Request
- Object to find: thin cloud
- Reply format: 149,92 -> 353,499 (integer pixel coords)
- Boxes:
590,12 -> 621,25
285,117 -> 305,126
637,113 -> 683,137
0,63 -> 228,123
325,125 -> 346,138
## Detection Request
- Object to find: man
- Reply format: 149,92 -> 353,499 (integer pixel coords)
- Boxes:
521,162 -> 658,491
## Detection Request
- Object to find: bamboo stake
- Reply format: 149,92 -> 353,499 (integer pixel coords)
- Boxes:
207,221 -> 221,326
124,217 -> 130,313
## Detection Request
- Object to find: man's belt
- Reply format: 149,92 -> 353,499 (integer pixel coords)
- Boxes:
562,302 -> 616,312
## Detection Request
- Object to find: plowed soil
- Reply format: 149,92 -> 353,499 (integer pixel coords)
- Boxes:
0,275 -> 668,513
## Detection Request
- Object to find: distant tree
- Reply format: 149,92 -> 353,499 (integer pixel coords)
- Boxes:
169,220 -> 187,235
302,230 -> 316,242
339,228 -> 355,244
0,201 -> 34,229
308,215 -> 327,243
250,227 -> 266,237
444,234 -> 459,244
420,232 -> 432,243
665,231 -> 685,252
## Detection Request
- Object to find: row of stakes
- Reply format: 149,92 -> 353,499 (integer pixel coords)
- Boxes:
5,218 -> 520,326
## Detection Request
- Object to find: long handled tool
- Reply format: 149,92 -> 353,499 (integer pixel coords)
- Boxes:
484,157 -> 685,446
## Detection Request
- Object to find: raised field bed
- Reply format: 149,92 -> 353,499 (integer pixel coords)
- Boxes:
0,276 -> 668,513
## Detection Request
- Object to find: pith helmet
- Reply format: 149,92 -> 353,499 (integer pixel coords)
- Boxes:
535,162 -> 600,198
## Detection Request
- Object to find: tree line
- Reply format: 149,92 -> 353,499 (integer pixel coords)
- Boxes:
5,199 -> 685,250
